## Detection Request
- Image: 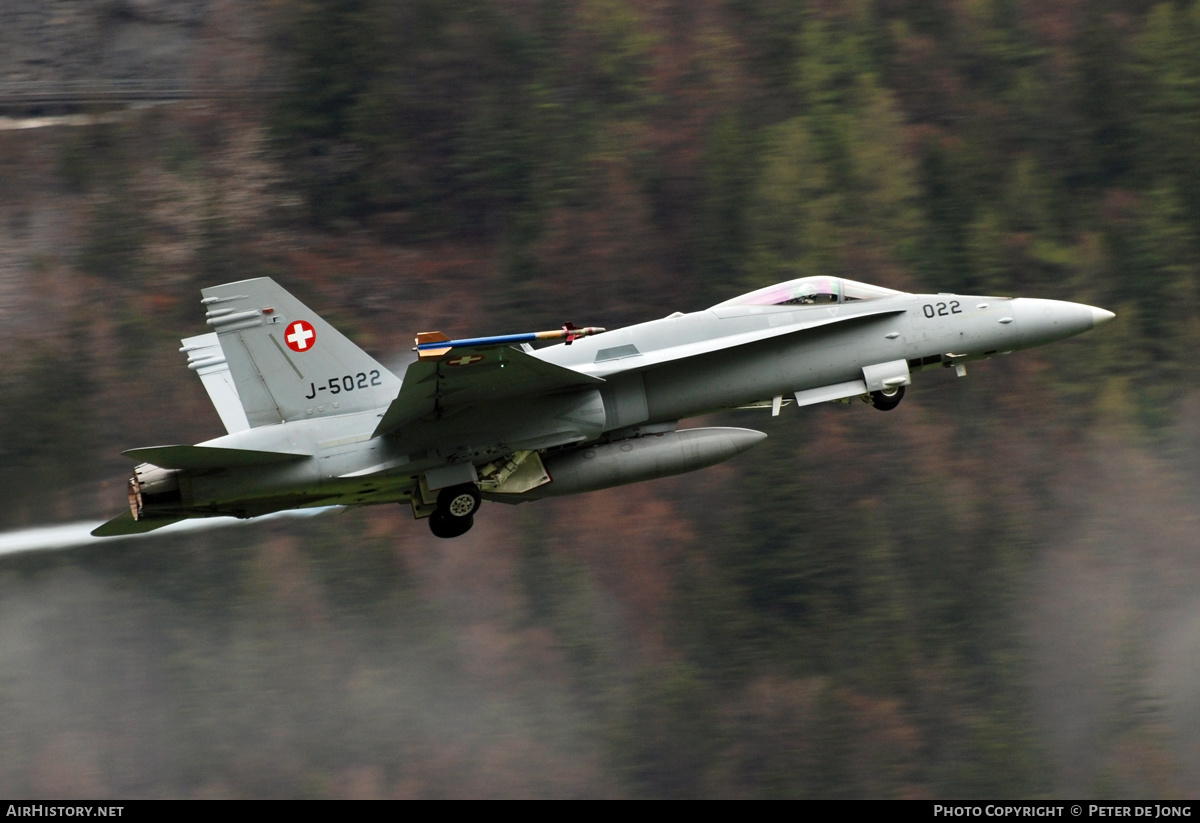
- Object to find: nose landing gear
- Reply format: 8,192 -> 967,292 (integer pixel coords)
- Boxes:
428,483 -> 482,538
869,385 -> 905,411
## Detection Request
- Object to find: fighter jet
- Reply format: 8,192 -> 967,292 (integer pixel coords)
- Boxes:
94,276 -> 1114,538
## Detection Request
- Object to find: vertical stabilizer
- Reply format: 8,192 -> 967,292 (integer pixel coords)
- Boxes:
180,333 -> 251,434
199,278 -> 401,427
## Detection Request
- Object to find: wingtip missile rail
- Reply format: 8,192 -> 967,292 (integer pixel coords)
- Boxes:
414,325 -> 606,360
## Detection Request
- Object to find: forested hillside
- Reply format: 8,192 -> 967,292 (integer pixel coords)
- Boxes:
1,0 -> 1198,798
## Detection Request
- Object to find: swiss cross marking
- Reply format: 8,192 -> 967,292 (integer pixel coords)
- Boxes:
447,354 -> 484,367
285,320 -> 316,352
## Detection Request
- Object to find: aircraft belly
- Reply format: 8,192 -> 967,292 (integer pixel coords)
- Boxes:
183,460 -> 421,515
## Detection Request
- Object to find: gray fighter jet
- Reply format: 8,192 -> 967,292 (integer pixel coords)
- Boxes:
94,276 -> 1114,538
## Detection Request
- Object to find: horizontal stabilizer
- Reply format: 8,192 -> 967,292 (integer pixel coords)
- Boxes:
122,445 -> 310,470
91,512 -> 183,537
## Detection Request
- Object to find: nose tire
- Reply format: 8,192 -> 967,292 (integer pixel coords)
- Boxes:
429,510 -> 474,538
869,385 -> 905,411
430,483 -> 482,536
437,484 -> 482,518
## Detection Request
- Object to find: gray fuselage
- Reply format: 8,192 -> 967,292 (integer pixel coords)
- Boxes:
149,290 -> 1107,519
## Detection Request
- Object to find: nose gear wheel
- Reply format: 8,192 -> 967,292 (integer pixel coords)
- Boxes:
429,483 -> 482,537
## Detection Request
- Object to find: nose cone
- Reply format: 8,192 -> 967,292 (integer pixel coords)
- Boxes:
1012,298 -> 1115,349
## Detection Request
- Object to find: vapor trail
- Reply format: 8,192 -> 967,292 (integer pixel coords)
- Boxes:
0,508 -> 339,559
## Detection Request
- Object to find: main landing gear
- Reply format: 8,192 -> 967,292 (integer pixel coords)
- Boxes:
428,483 -> 482,538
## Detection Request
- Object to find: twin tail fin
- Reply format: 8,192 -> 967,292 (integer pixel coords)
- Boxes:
197,278 -> 401,428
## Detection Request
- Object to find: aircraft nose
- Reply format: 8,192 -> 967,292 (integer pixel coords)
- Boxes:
1011,298 -> 1114,349
1091,306 -> 1116,327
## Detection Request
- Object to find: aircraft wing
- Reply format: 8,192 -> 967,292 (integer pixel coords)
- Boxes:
373,344 -> 604,437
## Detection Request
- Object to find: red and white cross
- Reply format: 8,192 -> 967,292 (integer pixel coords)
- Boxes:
285,320 -> 316,352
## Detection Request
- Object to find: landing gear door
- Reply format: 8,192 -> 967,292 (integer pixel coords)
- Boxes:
862,360 -> 911,394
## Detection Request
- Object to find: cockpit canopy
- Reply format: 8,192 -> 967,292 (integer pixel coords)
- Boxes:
712,276 -> 905,309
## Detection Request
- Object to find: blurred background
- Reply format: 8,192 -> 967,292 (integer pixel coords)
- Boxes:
1,0 -> 1198,799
